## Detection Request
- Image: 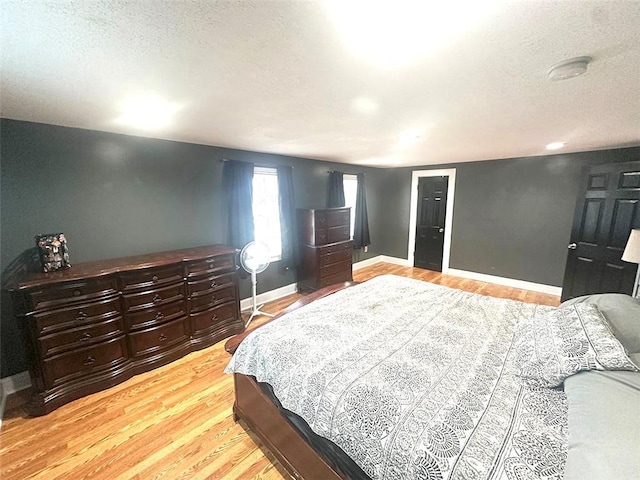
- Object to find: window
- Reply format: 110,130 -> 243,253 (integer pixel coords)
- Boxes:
343,174 -> 358,238
252,167 -> 282,260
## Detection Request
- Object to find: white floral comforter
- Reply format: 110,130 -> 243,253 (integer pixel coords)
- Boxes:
225,275 -> 567,480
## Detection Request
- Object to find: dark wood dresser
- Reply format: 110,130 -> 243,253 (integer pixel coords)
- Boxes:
296,207 -> 353,292
7,244 -> 243,415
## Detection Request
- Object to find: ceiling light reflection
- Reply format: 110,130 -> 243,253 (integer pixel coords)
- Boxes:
545,142 -> 566,150
394,125 -> 431,150
325,0 -> 500,67
115,95 -> 181,130
352,97 -> 378,114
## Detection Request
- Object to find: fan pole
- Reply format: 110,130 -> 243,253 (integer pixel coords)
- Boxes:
251,269 -> 258,312
245,268 -> 274,328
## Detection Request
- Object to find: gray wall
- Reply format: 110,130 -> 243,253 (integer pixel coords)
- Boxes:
0,119 -> 381,377
380,148 -> 640,286
2,118 -> 638,378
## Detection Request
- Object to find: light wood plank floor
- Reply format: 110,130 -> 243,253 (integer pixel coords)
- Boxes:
1,263 -> 560,479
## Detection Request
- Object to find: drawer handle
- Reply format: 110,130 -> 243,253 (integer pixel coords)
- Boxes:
153,294 -> 162,304
211,314 -> 219,323
211,281 -> 217,288
80,332 -> 92,341
76,311 -> 88,321
83,356 -> 96,366
206,258 -> 216,264
155,312 -> 164,321
318,217 -> 326,224
152,275 -> 159,282
73,289 -> 82,297
211,295 -> 217,303
159,333 -> 168,342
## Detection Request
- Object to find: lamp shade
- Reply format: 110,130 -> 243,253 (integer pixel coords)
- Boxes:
622,229 -> 640,264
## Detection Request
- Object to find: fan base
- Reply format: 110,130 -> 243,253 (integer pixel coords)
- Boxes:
244,304 -> 275,328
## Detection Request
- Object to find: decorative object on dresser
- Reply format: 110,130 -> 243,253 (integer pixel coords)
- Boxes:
296,207 -> 353,293
6,244 -> 243,416
35,233 -> 71,272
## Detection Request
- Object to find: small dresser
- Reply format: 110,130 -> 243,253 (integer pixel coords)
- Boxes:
297,207 -> 353,292
8,244 -> 243,415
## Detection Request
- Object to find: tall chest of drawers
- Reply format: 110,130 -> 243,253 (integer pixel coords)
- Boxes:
296,207 -> 353,292
8,245 -> 243,416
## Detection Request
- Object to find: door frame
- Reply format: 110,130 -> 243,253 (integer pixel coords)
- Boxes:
407,169 -> 457,272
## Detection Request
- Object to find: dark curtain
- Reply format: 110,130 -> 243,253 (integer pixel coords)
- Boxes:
277,165 -> 297,270
353,173 -> 371,250
327,171 -> 345,208
222,160 -> 255,249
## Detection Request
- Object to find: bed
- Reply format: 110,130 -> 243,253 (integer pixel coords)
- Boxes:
224,275 -> 640,480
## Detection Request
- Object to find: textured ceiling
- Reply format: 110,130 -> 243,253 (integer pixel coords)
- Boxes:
2,0 -> 639,167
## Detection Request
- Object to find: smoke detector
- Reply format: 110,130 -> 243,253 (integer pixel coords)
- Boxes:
547,56 -> 592,81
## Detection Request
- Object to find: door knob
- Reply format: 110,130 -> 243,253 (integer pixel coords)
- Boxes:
439,228 -> 444,233
568,243 -> 577,250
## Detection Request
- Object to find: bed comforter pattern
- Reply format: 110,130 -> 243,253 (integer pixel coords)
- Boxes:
225,275 -> 567,480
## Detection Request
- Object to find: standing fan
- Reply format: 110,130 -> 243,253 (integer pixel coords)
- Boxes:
240,241 -> 274,328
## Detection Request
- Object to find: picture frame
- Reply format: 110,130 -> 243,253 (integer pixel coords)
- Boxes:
35,233 -> 71,273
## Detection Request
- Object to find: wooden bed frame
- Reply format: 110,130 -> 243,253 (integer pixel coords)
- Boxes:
224,282 -> 358,480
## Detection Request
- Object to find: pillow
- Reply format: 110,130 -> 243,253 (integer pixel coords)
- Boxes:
560,293 -> 640,353
513,303 -> 638,388
563,370 -> 640,480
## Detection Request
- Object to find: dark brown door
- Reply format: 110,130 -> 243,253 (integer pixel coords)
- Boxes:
561,161 -> 640,301
414,176 -> 448,271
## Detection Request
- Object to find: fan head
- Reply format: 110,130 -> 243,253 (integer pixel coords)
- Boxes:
240,241 -> 271,274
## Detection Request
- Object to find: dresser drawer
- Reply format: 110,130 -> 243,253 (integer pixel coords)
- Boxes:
184,254 -> 236,279
42,336 -> 128,389
122,283 -> 185,313
124,299 -> 187,331
319,259 -> 352,279
39,317 -> 125,357
32,297 -> 122,335
187,273 -> 235,297
188,284 -> 236,313
27,276 -> 119,312
313,229 -> 328,245
319,247 -> 352,267
128,317 -> 188,357
318,241 -> 352,256
318,270 -> 353,288
189,301 -> 238,336
327,208 -> 350,227
119,264 -> 183,292
327,225 -> 350,244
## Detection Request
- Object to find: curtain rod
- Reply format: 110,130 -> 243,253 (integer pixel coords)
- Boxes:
327,170 -> 364,175
221,158 -> 293,169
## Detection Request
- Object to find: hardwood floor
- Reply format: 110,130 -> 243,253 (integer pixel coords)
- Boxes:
1,263 -> 560,480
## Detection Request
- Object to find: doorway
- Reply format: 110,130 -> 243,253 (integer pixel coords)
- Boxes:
408,169 -> 456,272
561,160 -> 640,301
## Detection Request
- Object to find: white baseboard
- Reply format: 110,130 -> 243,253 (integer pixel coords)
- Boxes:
378,255 -> 412,267
1,371 -> 32,427
353,255 -> 384,270
361,256 -> 560,295
240,282 -> 298,311
241,256 -> 397,310
1,371 -> 32,395
446,268 -> 562,296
